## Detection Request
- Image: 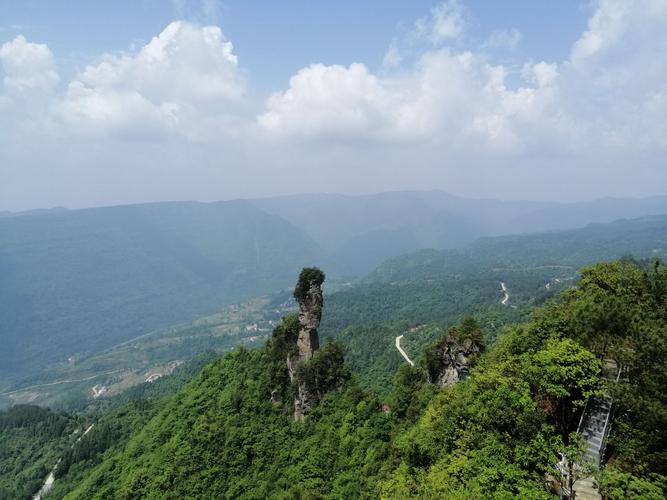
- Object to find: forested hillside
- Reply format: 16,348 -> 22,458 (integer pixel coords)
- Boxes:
0,405 -> 80,499
2,192 -> 666,391
253,191 -> 667,274
0,200 -> 321,383
3,214 -> 665,410
0,352 -> 217,499
47,259 -> 665,499
319,215 -> 667,393
369,215 -> 667,283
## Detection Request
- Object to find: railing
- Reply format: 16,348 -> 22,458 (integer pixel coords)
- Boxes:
556,361 -> 622,498
596,366 -> 622,465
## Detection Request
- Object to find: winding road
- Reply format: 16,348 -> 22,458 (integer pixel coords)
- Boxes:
500,282 -> 510,306
0,370 -> 124,397
395,335 -> 415,366
32,424 -> 95,500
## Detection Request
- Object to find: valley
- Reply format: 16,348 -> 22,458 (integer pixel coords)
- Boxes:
1,204 -> 666,499
3,2 -> 665,497
3,212 -> 665,411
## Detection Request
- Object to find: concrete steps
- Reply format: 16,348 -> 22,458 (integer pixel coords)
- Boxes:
573,477 -> 602,500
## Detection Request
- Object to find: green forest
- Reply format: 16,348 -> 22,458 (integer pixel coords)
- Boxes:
2,257 -> 662,498
3,0 -> 667,496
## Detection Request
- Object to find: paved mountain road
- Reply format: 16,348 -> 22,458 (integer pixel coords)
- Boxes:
395,335 -> 415,366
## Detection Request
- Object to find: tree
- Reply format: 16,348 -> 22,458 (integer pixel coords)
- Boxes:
294,268 -> 326,302
528,338 -> 600,437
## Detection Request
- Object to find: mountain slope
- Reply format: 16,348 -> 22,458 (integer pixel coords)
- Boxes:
369,215 -> 667,283
319,215 -> 667,393
252,191 -> 667,274
0,200 -> 322,382
58,259 -> 666,499
3,192 -> 666,388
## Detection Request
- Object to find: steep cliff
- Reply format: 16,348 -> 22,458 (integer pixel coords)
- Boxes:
424,318 -> 484,388
288,268 -> 325,420
287,268 -> 324,380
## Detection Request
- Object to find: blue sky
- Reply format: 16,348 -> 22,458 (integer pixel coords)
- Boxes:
1,1 -> 588,92
1,1 -> 665,210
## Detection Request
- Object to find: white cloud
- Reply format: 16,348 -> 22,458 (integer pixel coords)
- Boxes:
259,0 -> 667,159
416,0 -> 465,45
483,28 -> 523,51
59,21 -> 244,139
382,41 -> 402,69
258,63 -> 397,140
258,50 -> 560,152
0,35 -> 58,98
2,1 -> 667,209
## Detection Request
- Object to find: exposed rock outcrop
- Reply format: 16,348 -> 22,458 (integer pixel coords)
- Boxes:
427,336 -> 481,388
424,319 -> 484,388
288,268 -> 325,421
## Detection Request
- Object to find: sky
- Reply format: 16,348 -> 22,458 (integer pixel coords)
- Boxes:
0,0 -> 665,211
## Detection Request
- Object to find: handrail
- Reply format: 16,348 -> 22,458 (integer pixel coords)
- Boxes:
576,396 -> 590,434
597,365 -> 622,465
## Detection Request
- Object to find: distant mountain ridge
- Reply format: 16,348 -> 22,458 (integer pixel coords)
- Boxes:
0,200 -> 322,382
2,191 -> 666,385
252,190 -> 667,274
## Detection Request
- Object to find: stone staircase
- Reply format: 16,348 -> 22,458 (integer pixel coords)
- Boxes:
558,361 -> 621,499
572,477 -> 602,500
578,395 -> 613,467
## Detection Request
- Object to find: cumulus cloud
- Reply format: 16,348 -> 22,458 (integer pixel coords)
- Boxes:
0,34 -> 60,136
259,0 -> 667,158
0,35 -> 58,98
2,1 -> 667,209
258,49 -> 559,153
59,21 -> 244,139
563,0 -> 667,149
258,63 -> 398,141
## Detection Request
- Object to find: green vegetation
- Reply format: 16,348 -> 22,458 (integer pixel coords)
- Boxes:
3,208 -> 665,411
319,215 -> 667,395
0,295 -> 294,411
17,258 -> 660,499
294,267 -> 326,302
3,212 -> 667,498
0,405 -> 80,499
48,352 -> 220,498
0,200 -> 321,384
0,353 -> 220,499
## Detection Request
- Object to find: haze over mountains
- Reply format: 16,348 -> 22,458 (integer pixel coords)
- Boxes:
253,191 -> 667,273
1,190 -> 667,385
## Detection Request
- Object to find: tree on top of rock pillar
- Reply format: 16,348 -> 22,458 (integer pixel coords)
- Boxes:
294,267 -> 325,364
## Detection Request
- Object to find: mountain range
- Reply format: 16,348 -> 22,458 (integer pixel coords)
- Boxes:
2,191 -> 666,385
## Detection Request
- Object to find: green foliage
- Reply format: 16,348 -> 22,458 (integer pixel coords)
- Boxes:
0,200 -> 322,383
383,369 -> 559,498
389,365 -> 432,422
64,346 -> 390,499
598,465 -> 666,500
527,338 -> 601,437
457,315 -> 486,350
294,267 -> 326,302
296,343 -> 350,400
5,258 -> 666,499
0,405 -> 79,499
47,352 -> 220,498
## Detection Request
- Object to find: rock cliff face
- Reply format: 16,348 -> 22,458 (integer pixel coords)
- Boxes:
425,336 -> 481,388
288,268 -> 325,421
